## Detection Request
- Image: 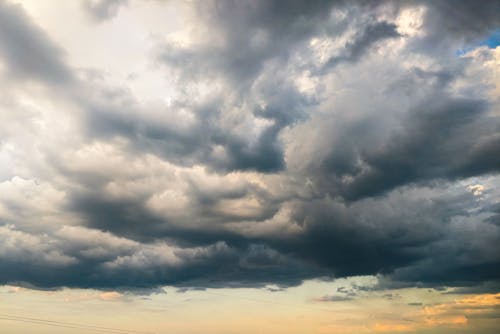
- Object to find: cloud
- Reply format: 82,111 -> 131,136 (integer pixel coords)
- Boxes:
81,0 -> 128,22
315,295 -> 354,302
318,21 -> 401,72
421,0 -> 500,44
0,223 -> 321,289
421,293 -> 500,327
333,96 -> 498,200
0,2 -> 74,85
0,0 -> 498,292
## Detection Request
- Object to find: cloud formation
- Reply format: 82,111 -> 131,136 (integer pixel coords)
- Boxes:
0,0 -> 499,292
0,2 -> 73,84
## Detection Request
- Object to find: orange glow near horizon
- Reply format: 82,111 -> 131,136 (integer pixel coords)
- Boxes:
1,285 -> 499,334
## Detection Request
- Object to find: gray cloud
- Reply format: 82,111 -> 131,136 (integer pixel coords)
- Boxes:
0,0 -> 499,292
82,0 -> 128,22
316,295 -> 354,302
174,0 -> 336,87
79,70 -> 314,173
0,224 -> 321,290
9,177 -> 491,290
0,2 -> 74,85
421,0 -> 500,45
319,21 -> 401,72
294,76 -> 499,201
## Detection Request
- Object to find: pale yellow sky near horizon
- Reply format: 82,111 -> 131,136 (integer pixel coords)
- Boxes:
1,278 -> 500,334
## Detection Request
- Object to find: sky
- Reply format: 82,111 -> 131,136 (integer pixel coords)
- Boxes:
0,0 -> 499,333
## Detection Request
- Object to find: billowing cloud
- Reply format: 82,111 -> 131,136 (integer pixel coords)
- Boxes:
0,0 -> 499,292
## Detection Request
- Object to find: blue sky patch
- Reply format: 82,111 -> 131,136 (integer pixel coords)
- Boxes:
480,29 -> 500,49
456,29 -> 500,56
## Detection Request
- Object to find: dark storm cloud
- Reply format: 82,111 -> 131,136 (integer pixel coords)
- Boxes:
63,180 -> 278,249
421,0 -> 500,44
485,203 -> 500,226
66,193 -> 169,241
310,95 -> 499,201
0,224 -> 322,290
0,2 -> 74,85
445,281 -> 500,295
266,190 -> 461,278
60,145 -> 495,289
289,188 -> 499,289
64,191 -> 247,246
386,217 -> 500,288
4,179 -> 499,290
83,100 -> 211,167
0,0 -> 499,293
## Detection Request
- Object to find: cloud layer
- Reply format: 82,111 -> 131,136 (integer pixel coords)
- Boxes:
0,0 -> 499,291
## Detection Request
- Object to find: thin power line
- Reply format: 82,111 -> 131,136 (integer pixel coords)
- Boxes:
0,316 -> 126,333
0,314 -> 156,334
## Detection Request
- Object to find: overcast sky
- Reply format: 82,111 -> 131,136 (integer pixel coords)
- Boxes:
0,1 -> 499,333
